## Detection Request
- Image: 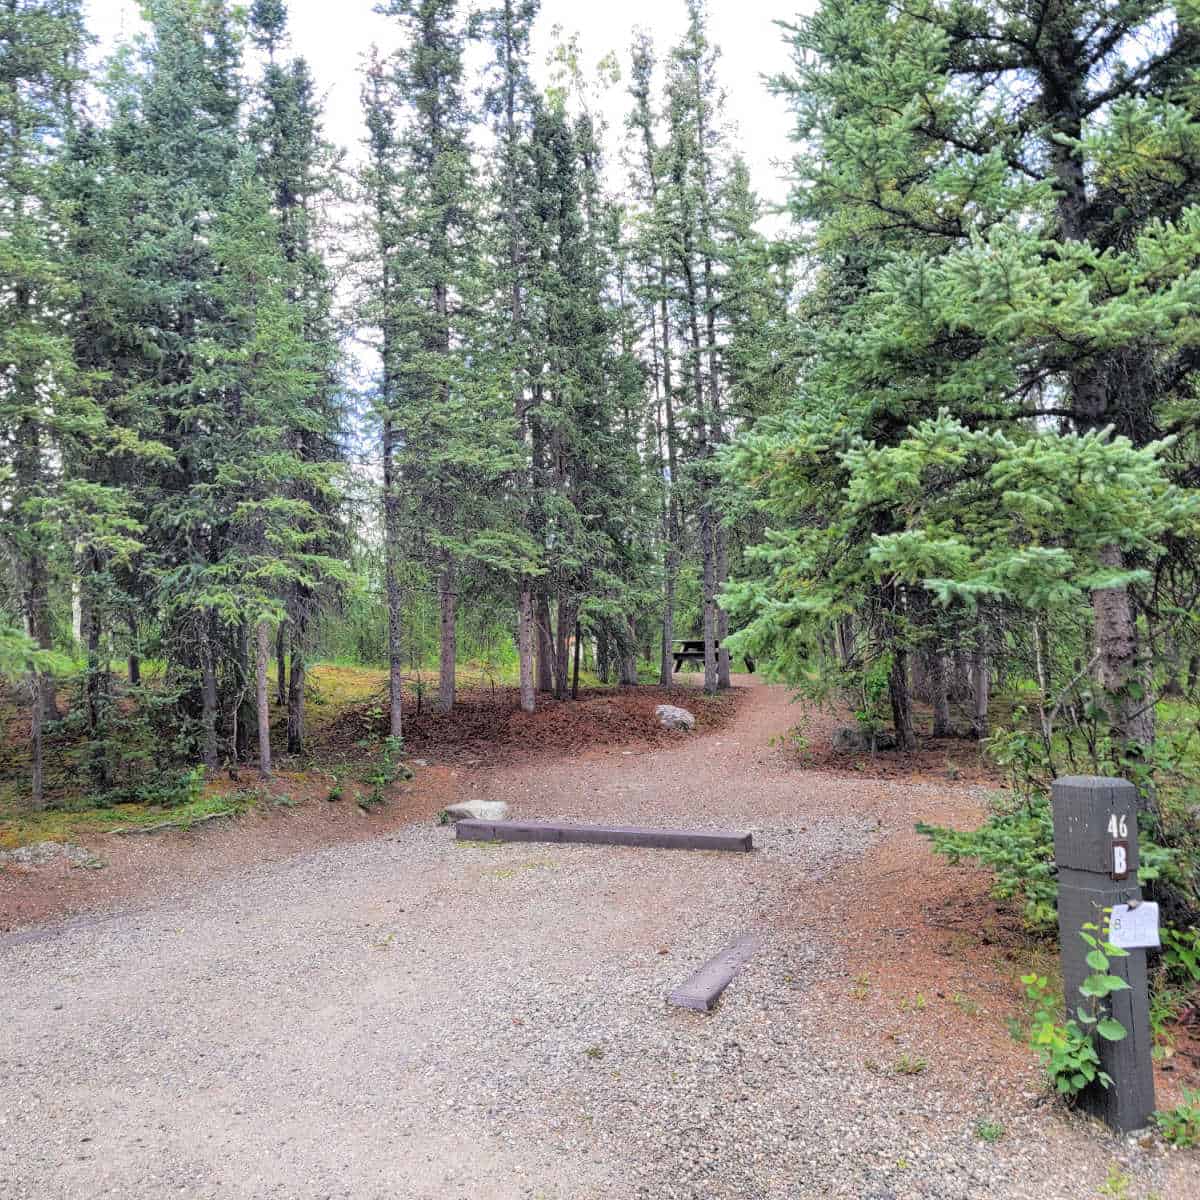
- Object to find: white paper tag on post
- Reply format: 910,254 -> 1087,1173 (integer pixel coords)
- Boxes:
1108,902 -> 1160,950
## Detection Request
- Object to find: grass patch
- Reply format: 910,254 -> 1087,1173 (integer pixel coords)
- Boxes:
0,785 -> 249,849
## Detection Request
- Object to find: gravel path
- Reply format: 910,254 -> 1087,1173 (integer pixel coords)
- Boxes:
2,679 -> 1196,1198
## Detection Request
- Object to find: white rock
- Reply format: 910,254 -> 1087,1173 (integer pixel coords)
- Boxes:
441,800 -> 510,823
655,704 -> 696,731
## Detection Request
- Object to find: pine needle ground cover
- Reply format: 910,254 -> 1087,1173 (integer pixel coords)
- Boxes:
0,664 -> 742,850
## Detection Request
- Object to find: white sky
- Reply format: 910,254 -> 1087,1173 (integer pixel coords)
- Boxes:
83,0 -> 804,215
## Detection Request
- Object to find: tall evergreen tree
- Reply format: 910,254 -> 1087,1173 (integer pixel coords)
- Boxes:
249,0 -> 345,754
628,30 -> 684,689
0,0 -> 92,802
373,0 -> 488,715
480,0 -> 541,712
728,0 -> 1200,768
661,0 -> 730,694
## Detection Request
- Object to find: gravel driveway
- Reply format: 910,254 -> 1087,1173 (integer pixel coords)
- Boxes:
2,680 -> 1196,1198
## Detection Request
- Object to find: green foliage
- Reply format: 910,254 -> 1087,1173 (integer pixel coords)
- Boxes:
917,793 -> 1058,932
724,0 -> 1200,770
358,736 -> 412,808
1021,973 -> 1112,1098
919,780 -> 1181,935
1098,1165 -> 1133,1200
1155,1088 -> 1200,1149
1021,925 -> 1129,1099
973,1119 -> 1005,1144
1160,926 -> 1200,986
892,1053 -> 927,1076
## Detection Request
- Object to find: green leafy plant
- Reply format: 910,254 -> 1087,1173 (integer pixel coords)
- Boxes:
1148,978 -> 1186,1061
973,1119 -> 1005,1143
1098,1164 -> 1132,1199
893,1053 -> 928,1075
1161,925 -> 1200,985
1155,1087 -> 1200,1148
951,992 -> 980,1017
1021,924 -> 1129,1098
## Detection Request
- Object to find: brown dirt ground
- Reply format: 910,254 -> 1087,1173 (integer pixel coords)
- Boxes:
0,683 -> 743,933
316,681 -> 743,766
3,675 -> 1197,1117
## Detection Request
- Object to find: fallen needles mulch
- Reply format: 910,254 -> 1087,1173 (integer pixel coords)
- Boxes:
317,682 -> 746,768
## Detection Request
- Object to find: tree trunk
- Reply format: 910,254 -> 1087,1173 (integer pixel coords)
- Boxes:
553,593 -> 571,701
128,614 -> 141,687
200,618 -> 219,770
536,592 -> 555,692
518,581 -> 536,713
234,624 -> 254,764
84,554 -> 111,788
15,411 -> 58,723
716,525 -> 731,688
1092,544 -> 1155,763
382,415 -> 403,740
572,620 -> 582,700
658,292 -> 681,690
889,647 -> 916,750
275,622 -> 287,708
30,673 -> 44,809
971,637 -> 990,740
597,627 -> 610,684
287,623 -> 306,755
285,590 -> 309,748
1043,57 -> 1156,770
680,246 -> 718,696
700,503 -> 718,694
439,557 -> 457,713
661,539 -> 678,685
837,616 -> 855,669
910,651 -> 930,704
619,616 -> 639,686
929,651 -> 952,737
256,619 -> 272,779
72,560 -> 83,646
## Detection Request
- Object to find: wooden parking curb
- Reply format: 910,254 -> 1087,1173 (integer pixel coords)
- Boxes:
453,818 -> 753,853
668,934 -> 760,1012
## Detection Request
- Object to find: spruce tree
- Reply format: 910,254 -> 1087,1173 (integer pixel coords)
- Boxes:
728,0 -> 1200,764
480,0 -> 541,712
373,0 -> 492,715
0,0 -> 90,802
249,0 -> 345,754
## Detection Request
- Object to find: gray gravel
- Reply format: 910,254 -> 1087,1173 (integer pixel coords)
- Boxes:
0,842 -> 104,870
2,683 -> 1196,1199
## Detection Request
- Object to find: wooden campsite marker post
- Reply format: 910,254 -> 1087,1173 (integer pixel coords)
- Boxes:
1052,776 -> 1155,1131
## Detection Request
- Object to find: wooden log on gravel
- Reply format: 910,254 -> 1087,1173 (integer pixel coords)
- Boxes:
453,819 -> 753,852
668,934 -> 760,1012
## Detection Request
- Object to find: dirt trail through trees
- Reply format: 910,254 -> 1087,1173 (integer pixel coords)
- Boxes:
1,680 -> 1196,1198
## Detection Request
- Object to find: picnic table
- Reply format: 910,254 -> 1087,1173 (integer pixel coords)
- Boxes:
673,639 -> 755,674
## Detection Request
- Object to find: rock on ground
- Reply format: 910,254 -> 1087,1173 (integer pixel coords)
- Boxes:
655,704 -> 696,731
441,799 -> 510,823
832,724 -> 898,752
